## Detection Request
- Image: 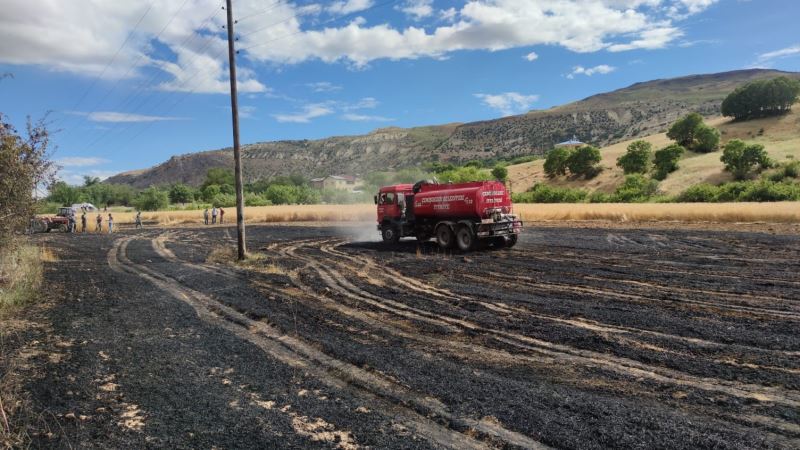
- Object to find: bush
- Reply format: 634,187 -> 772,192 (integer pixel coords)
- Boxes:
133,187 -> 169,211
244,193 -> 271,206
677,183 -> 720,202
566,146 -> 602,178
694,125 -> 720,153
211,193 -> 236,208
616,140 -> 652,174
201,184 -> 221,202
437,166 -> 492,183
738,180 -> 800,202
513,184 -> 587,203
588,191 -> 613,203
264,184 -> 297,205
491,165 -> 508,181
169,183 -> 194,204
653,144 -> 686,180
543,147 -> 571,178
721,139 -> 772,180
611,174 -> 658,202
715,181 -> 750,202
667,112 -> 704,148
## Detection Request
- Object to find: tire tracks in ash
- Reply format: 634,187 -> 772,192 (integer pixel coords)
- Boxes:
112,235 -> 547,450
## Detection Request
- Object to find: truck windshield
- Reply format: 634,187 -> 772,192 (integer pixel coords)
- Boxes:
379,193 -> 396,205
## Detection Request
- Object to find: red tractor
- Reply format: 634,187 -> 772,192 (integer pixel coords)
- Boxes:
375,180 -> 522,251
32,207 -> 74,233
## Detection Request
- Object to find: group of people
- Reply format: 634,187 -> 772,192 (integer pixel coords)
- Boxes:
66,211 -> 142,233
203,207 -> 224,225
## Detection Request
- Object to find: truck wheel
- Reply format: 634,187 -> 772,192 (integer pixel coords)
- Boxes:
381,225 -> 400,244
505,234 -> 518,248
435,225 -> 455,249
456,225 -> 475,251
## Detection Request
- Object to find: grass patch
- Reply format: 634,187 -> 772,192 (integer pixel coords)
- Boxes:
0,243 -> 50,317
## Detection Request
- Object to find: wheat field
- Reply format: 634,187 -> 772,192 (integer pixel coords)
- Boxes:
82,202 -> 800,230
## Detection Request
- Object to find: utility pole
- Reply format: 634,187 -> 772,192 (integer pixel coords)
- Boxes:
224,0 -> 246,260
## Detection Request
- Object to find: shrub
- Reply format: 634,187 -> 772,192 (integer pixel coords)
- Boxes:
543,147 -> 571,178
265,184 -> 298,205
652,144 -> 686,180
694,125 -> 720,153
169,183 -> 194,204
677,183 -> 720,202
588,191 -> 613,203
201,184 -> 221,202
611,174 -> 658,202
566,146 -> 601,178
211,193 -> 236,208
491,165 -> 508,181
738,180 -> 800,202
437,166 -> 492,183
715,181 -> 750,202
513,184 -> 587,203
616,140 -> 652,174
667,112 -> 704,148
133,187 -> 169,211
720,139 -> 772,180
244,193 -> 271,206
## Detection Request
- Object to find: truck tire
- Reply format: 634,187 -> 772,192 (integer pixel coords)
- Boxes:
505,234 -> 518,248
456,225 -> 475,251
381,224 -> 400,244
435,224 -> 455,249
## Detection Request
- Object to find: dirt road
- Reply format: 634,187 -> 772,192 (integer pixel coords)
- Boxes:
6,224 -> 800,448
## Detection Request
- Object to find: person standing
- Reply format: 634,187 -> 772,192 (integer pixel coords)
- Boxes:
68,211 -> 76,233
108,214 -> 114,233
219,207 -> 225,224
81,212 -> 87,233
203,208 -> 209,225
135,211 -> 142,229
96,214 -> 103,232
211,206 -> 218,225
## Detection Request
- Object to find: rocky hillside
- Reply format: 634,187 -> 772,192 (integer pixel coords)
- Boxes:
107,69 -> 800,188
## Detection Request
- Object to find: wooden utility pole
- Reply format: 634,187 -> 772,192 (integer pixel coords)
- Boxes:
224,0 -> 246,260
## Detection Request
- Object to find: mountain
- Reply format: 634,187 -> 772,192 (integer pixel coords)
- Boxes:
106,69 -> 800,188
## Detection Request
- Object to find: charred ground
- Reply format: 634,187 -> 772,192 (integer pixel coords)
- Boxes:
4,224 -> 800,449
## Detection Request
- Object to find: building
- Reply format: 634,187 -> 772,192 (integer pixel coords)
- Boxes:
310,175 -> 362,191
555,136 -> 586,148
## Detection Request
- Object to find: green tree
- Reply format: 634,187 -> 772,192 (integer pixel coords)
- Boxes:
133,187 -> 169,211
653,144 -> 685,180
47,181 -> 81,205
83,176 -> 101,187
667,112 -> 704,148
201,184 -> 221,202
722,76 -> 800,121
543,147 -> 572,178
616,140 -> 652,174
202,168 -> 234,189
694,125 -> 721,153
491,164 -> 508,181
720,139 -> 772,180
566,146 -> 601,178
169,183 -> 194,204
265,184 -> 298,205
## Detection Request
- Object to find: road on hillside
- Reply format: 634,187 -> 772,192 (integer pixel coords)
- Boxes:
12,224 -> 800,448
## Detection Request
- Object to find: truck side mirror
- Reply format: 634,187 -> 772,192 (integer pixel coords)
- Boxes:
373,195 -> 378,205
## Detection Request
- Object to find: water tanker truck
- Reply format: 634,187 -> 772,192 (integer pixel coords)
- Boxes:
374,180 -> 522,250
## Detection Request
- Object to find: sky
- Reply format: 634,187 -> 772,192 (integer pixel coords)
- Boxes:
1,0 -> 799,185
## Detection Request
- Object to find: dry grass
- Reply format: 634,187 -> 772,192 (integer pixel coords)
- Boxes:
513,202 -> 800,223
0,243 -> 50,316
507,108 -> 800,196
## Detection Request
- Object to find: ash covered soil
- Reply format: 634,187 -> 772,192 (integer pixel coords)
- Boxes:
7,223 -> 800,449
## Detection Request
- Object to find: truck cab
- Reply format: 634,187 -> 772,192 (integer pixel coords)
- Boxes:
374,184 -> 413,243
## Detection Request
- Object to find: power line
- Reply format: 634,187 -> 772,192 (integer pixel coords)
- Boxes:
236,0 -> 285,23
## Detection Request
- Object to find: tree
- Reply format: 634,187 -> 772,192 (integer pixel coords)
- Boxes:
722,76 -> 800,121
720,139 -> 772,180
694,125 -> 720,153
566,146 -> 601,178
1,114 -> 54,246
169,183 -> 194,204
612,174 -> 658,202
543,147 -> 572,178
133,187 -> 169,211
202,168 -> 234,189
83,176 -> 101,187
265,184 -> 297,205
653,144 -> 685,180
47,181 -> 82,205
667,112 -> 704,148
616,140 -> 652,174
201,184 -> 221,202
491,164 -> 508,181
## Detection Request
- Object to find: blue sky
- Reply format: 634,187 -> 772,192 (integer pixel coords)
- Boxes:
1,0 -> 799,184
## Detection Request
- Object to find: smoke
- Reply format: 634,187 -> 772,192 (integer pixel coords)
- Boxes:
334,221 -> 380,243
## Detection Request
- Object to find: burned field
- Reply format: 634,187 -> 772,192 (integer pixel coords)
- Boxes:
16,224 -> 800,448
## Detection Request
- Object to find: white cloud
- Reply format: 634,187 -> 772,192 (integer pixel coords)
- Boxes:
342,97 -> 379,111
439,7 -> 458,22
524,51 -> 538,61
567,64 -> 616,79
341,113 -> 394,122
756,44 -> 800,64
327,0 -> 373,15
474,92 -> 539,116
307,81 -> 343,92
398,0 -> 434,21
272,103 -> 334,123
55,157 -> 109,167
84,111 -> 185,123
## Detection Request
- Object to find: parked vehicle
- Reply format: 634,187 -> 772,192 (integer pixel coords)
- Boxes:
32,207 -> 74,233
375,180 -> 522,251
